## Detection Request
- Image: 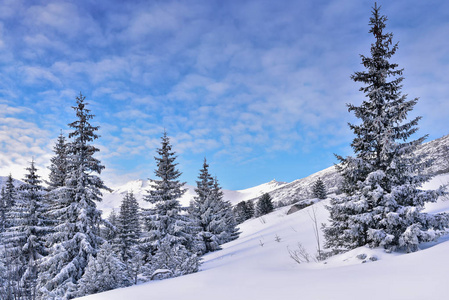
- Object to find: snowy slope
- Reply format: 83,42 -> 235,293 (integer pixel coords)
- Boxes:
79,173 -> 449,300
249,165 -> 340,205
415,134 -> 449,175
0,176 -> 23,188
252,133 -> 449,206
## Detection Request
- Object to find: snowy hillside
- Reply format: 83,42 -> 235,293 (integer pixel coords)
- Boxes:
251,134 -> 449,206
0,176 -> 23,188
415,134 -> 449,175
79,173 -> 449,300
248,165 -> 340,205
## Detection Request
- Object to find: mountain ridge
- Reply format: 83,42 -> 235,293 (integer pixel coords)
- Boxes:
1,134 -> 448,216
98,133 -> 449,215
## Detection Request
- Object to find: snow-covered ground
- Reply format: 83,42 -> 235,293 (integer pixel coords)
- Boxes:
79,173 -> 449,300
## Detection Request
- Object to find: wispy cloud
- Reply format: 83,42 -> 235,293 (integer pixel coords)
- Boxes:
0,0 -> 447,189
0,104 -> 52,180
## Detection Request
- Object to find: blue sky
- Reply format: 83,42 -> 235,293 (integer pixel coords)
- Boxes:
0,0 -> 448,190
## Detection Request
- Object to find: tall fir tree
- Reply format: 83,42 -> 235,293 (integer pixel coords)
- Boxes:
323,4 -> 447,253
3,174 -> 17,212
102,208 -> 118,242
211,177 -> 240,244
0,175 -> 18,299
194,159 -> 215,204
0,188 -> 6,234
312,178 -> 327,199
0,253 -> 7,298
47,132 -> 68,190
142,132 -> 199,278
256,193 -> 274,217
2,160 -> 49,300
116,191 -> 142,283
190,161 -> 239,254
190,159 -> 221,254
38,93 -> 109,299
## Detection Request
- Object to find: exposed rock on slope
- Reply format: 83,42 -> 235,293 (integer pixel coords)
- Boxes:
247,134 -> 449,205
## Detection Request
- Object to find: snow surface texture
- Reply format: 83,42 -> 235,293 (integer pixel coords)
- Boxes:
78,173 -> 449,300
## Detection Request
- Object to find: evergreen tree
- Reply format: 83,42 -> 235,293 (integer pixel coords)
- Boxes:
256,193 -> 274,216
1,172 -> 19,296
3,174 -> 17,211
38,93 -> 109,299
190,159 -> 221,254
194,158 -> 215,205
2,160 -> 48,300
47,132 -> 68,190
323,4 -> 447,253
142,132 -> 199,278
233,202 -> 246,224
0,188 -> 6,234
77,242 -> 130,297
117,191 -> 142,283
312,178 -> 327,199
190,161 -> 239,254
246,200 -> 255,219
211,177 -> 240,244
0,254 -> 7,298
233,201 -> 254,224
102,209 -> 118,242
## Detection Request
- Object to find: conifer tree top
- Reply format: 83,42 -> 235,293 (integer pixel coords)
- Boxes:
69,93 -> 100,144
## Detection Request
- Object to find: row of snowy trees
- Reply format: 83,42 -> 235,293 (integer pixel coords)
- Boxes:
323,4 -> 448,254
0,94 -> 240,299
232,192 -> 275,224
0,94 -> 106,299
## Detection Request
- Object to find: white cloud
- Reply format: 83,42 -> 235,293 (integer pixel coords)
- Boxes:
0,105 -> 52,181
0,0 -> 447,187
21,66 -> 62,86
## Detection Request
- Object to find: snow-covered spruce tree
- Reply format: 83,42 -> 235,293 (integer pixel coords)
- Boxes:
142,132 -> 200,278
232,202 -> 246,224
3,174 -> 17,212
323,4 -> 447,253
0,253 -> 7,298
102,208 -> 118,242
0,194 -> 11,299
256,193 -> 274,217
247,200 -> 255,218
116,191 -> 142,283
233,201 -> 254,224
190,159 -> 222,254
47,132 -> 68,190
0,188 -> 6,234
211,177 -> 240,244
78,242 -> 130,296
190,161 -> 239,254
2,160 -> 49,300
312,178 -> 327,199
38,93 -> 110,299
